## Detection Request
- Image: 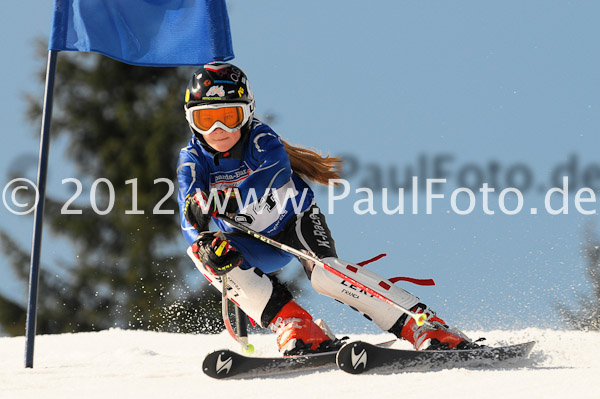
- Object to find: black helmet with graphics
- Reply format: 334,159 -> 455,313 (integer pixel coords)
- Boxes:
184,62 -> 255,136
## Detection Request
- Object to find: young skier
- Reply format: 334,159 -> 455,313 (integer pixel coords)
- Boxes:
177,62 -> 476,355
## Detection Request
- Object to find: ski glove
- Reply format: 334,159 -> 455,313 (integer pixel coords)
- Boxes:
192,232 -> 243,275
184,189 -> 239,231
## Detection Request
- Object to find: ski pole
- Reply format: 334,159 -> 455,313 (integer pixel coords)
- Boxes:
234,305 -> 249,346
217,214 -> 430,327
222,274 -> 255,354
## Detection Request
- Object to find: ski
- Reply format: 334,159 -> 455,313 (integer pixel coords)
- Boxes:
202,349 -> 338,379
336,340 -> 536,374
203,340 -> 397,379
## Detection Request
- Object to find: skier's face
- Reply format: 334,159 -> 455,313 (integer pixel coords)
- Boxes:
203,128 -> 241,152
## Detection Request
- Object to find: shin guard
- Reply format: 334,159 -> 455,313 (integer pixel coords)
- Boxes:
310,257 -> 420,331
187,247 -> 291,327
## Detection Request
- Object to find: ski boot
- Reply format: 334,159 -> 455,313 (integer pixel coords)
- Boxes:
270,300 -> 344,356
397,303 -> 478,350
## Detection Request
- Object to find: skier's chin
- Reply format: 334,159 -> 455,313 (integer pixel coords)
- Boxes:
209,140 -> 235,152
205,128 -> 241,152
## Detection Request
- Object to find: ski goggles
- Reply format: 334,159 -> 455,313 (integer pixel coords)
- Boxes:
185,103 -> 253,135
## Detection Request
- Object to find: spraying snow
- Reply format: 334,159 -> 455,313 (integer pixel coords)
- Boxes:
1,328 -> 599,399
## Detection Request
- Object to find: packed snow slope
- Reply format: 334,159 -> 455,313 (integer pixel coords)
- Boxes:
1,328 -> 599,399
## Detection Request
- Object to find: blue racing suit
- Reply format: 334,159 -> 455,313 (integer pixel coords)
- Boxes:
177,119 -> 315,273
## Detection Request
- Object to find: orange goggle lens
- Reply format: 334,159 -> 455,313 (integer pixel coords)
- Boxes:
192,106 -> 244,131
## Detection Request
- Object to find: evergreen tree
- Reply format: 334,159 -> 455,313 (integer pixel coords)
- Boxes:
556,226 -> 600,330
0,47 -> 223,335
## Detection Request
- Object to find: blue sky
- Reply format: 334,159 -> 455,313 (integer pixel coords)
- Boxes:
1,1 -> 599,334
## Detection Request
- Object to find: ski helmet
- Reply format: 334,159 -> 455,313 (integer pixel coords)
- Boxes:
184,62 -> 255,136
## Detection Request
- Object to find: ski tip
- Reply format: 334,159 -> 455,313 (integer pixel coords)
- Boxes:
203,349 -> 238,379
336,341 -> 371,375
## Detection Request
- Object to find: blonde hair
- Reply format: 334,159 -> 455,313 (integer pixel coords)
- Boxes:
282,139 -> 343,186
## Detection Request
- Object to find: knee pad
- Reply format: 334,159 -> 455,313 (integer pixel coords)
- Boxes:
310,257 -> 420,331
187,247 -> 292,327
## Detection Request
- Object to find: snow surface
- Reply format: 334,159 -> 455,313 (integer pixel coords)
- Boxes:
1,328 -> 599,399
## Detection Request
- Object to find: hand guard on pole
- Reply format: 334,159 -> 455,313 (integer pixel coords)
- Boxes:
184,189 -> 240,231
192,232 -> 243,276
